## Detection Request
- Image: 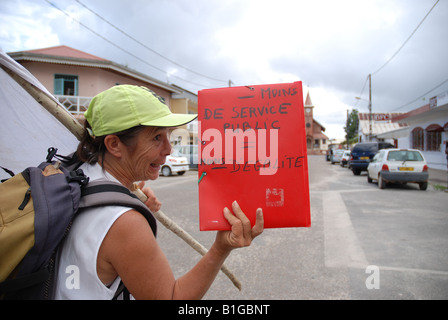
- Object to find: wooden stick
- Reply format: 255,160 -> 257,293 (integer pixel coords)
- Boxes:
4,64 -> 242,290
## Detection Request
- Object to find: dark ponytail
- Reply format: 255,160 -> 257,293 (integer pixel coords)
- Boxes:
76,121 -> 146,165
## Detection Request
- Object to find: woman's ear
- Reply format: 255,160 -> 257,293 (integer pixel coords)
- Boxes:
104,135 -> 123,158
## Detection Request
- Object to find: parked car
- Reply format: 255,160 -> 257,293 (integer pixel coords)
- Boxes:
160,151 -> 189,176
340,150 -> 351,167
367,149 -> 429,190
350,142 -> 394,175
173,144 -> 198,169
330,149 -> 346,164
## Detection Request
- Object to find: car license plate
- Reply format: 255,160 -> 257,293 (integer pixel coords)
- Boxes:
360,156 -> 369,160
399,167 -> 414,171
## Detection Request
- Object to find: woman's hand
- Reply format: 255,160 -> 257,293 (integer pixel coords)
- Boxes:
215,201 -> 264,252
137,181 -> 162,213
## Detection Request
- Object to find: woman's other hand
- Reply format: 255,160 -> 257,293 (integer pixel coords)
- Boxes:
215,201 -> 264,252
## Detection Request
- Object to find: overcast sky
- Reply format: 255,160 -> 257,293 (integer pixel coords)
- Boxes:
1,0 -> 447,139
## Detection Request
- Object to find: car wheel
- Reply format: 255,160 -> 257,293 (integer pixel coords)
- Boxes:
367,173 -> 373,183
378,174 -> 386,189
419,182 -> 428,191
161,166 -> 171,177
352,169 -> 361,175
177,171 -> 186,175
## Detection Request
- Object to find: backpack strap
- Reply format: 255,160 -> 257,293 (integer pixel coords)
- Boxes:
79,180 -> 158,300
79,180 -> 157,237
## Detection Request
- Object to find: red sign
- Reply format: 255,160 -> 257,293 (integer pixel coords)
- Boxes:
198,82 -> 310,231
372,114 -> 391,121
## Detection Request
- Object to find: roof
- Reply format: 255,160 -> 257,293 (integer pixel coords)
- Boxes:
358,112 -> 408,136
313,131 -> 329,140
24,45 -> 107,61
8,45 -> 181,94
393,103 -> 448,124
304,91 -> 313,107
313,118 -> 326,131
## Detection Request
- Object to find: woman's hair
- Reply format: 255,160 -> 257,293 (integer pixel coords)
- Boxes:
76,121 -> 146,165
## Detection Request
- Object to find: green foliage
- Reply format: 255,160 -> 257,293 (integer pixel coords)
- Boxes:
344,109 -> 359,142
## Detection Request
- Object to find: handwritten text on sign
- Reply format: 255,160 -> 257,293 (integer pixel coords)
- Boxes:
200,86 -> 301,176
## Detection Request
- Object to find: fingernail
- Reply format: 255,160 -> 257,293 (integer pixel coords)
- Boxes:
224,207 -> 230,214
232,200 -> 239,208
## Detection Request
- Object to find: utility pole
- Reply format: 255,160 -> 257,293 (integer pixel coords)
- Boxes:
228,80 -> 233,87
368,73 -> 372,142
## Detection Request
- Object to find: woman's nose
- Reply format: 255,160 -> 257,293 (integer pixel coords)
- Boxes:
163,135 -> 172,155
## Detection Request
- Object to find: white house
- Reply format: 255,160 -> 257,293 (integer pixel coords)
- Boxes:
378,89 -> 448,171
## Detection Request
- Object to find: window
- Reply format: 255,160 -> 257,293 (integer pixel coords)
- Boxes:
387,150 -> 424,161
411,127 -> 424,150
426,124 -> 443,151
54,74 -> 78,96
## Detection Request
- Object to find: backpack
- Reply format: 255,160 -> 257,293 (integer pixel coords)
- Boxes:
0,148 -> 157,300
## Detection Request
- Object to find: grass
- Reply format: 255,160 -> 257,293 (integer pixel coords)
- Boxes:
431,184 -> 448,191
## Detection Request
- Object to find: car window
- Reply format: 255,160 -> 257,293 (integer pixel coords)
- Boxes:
353,143 -> 377,152
372,151 -> 382,162
378,142 -> 394,150
387,150 -> 424,161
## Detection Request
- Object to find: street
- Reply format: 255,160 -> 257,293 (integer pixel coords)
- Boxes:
145,155 -> 448,299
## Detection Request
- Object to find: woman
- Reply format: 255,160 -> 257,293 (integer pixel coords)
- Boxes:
54,85 -> 264,299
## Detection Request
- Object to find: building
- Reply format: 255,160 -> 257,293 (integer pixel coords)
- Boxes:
7,45 -> 198,144
378,90 -> 448,171
171,84 -> 198,145
357,112 -> 408,146
304,91 -> 329,155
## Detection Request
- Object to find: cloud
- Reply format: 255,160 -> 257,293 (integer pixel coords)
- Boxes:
1,0 -> 448,139
0,2 -> 60,51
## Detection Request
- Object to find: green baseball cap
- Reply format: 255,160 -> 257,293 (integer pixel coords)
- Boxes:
84,85 -> 197,136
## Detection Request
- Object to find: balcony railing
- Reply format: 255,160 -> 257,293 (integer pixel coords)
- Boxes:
55,95 -> 92,115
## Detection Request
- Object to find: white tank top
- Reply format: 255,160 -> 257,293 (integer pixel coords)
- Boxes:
53,163 -> 132,300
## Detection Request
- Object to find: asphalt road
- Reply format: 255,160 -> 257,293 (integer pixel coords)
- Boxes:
145,155 -> 448,300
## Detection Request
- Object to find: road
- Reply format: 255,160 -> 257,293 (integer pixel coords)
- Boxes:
145,155 -> 448,299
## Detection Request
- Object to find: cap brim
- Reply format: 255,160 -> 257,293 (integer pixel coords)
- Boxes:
141,113 -> 197,127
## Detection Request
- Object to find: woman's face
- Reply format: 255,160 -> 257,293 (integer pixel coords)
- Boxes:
124,127 -> 172,181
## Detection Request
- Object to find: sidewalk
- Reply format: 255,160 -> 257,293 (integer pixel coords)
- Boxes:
428,167 -> 448,186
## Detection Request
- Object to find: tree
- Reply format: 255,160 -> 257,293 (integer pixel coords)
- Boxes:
344,109 -> 359,145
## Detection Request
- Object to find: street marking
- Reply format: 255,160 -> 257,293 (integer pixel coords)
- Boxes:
348,264 -> 448,277
311,188 -> 381,194
373,265 -> 448,277
323,191 -> 369,268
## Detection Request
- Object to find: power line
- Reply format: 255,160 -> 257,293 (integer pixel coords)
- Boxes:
44,0 -> 212,88
392,78 -> 448,111
74,0 -> 227,84
356,0 -> 440,109
372,0 -> 439,76
354,75 -> 369,107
